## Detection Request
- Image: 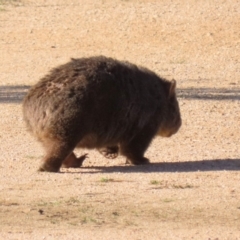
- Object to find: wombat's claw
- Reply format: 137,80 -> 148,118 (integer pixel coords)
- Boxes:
72,153 -> 88,168
99,147 -> 118,159
125,159 -> 131,165
103,152 -> 118,159
38,164 -> 60,173
125,157 -> 150,165
61,153 -> 88,168
38,166 -> 45,172
77,153 -> 88,167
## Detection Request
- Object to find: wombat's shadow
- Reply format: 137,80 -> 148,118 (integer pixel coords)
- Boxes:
80,158 -> 240,174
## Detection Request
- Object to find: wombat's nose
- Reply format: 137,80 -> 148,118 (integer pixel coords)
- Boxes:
159,131 -> 173,138
166,132 -> 173,138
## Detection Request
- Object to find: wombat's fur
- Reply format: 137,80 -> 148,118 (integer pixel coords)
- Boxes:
23,56 -> 181,172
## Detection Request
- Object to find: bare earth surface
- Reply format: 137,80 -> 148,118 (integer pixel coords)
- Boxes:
0,0 -> 240,239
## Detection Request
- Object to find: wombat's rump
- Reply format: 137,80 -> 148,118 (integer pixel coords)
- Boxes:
23,56 -> 181,172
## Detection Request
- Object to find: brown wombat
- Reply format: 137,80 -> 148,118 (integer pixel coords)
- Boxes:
23,56 -> 181,172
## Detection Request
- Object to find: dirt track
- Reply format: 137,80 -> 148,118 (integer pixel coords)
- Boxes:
0,0 -> 240,239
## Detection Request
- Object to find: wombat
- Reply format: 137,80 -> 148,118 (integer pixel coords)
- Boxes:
23,56 -> 181,172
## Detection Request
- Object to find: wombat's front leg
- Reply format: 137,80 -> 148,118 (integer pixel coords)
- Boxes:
98,146 -> 119,159
120,128 -> 155,165
62,152 -> 88,168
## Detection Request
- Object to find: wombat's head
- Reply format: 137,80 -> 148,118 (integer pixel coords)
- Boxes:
158,79 -> 182,137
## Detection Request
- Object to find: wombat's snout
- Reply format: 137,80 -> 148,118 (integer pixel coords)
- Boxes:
158,116 -> 182,138
159,129 -> 177,138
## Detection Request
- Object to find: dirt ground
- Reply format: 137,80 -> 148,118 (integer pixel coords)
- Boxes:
0,0 -> 239,239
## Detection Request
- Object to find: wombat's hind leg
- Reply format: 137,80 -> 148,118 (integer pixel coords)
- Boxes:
98,146 -> 119,159
38,140 -> 75,173
62,152 -> 88,168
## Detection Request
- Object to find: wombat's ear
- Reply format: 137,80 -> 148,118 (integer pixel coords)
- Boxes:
169,79 -> 176,98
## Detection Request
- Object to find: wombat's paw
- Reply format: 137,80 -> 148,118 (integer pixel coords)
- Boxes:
75,154 -> 88,167
98,146 -> 119,159
125,157 -> 150,165
62,153 -> 88,168
38,163 -> 60,173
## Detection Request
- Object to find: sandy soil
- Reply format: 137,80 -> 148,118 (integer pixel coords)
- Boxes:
0,0 -> 240,239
